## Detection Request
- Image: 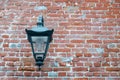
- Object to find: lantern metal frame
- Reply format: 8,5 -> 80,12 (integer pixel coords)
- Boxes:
25,15 -> 54,70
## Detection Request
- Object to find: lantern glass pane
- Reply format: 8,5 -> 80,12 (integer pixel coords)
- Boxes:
32,36 -> 48,53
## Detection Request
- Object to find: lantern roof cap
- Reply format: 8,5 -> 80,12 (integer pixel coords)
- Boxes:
31,26 -> 48,32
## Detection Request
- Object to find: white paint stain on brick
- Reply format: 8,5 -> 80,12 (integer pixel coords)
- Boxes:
96,48 -> 104,54
48,71 -> 58,77
107,43 -> 117,48
34,6 -> 47,11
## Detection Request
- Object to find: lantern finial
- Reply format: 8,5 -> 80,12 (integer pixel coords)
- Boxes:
37,15 -> 44,27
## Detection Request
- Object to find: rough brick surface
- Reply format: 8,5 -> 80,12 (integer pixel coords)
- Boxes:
0,0 -> 120,80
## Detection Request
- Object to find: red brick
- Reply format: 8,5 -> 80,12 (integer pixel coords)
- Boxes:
58,72 -> 66,76
115,0 -> 120,3
48,6 -> 62,11
2,35 -> 9,38
19,78 -> 36,80
21,48 -> 31,52
37,78 -> 52,80
87,40 -> 102,43
102,62 -> 110,66
4,57 -> 19,61
59,22 -> 70,26
102,53 -> 109,57
0,53 -> 7,57
54,40 -> 69,43
74,78 -> 88,80
66,44 -> 75,48
41,68 -> 52,72
115,35 -> 120,39
55,48 -> 71,52
53,68 -> 70,71
85,0 -> 98,2
0,39 -> 3,42
55,30 -> 69,34
48,13 -> 61,17
84,53 -> 92,57
73,67 -> 88,71
0,62 -> 5,66
59,62 -> 66,66
71,40 -> 85,43
32,72 -> 40,77
18,67 -> 36,71
93,72 -> 101,76
3,43 -> 9,47
106,68 -> 120,71
89,67 -> 104,72
107,48 -> 119,52
24,71 -> 32,76
106,58 -> 120,62
101,72 -> 109,77
89,78 -> 105,80
94,62 -> 101,67
54,0 -> 68,2
76,53 -> 83,57
24,53 -> 32,57
0,78 -> 18,80
76,62 -> 84,66
95,7 -> 108,10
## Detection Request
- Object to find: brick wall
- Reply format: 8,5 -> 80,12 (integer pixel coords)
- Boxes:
0,0 -> 120,80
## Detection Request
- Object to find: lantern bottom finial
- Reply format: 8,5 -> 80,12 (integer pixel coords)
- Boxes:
36,62 -> 44,71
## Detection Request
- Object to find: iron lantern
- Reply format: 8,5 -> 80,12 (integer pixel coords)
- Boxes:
25,15 -> 54,69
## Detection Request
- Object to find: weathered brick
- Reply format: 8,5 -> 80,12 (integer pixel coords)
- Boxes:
55,48 -> 71,52
0,0 -> 120,79
87,40 -> 102,43
54,0 -> 68,2
24,71 -> 32,76
53,68 -> 70,71
115,0 -> 120,3
59,62 -> 66,66
41,68 -> 52,72
73,67 -> 88,72
71,40 -> 85,43
89,67 -> 104,72
85,0 -> 99,2
102,62 -> 110,66
84,53 -> 92,57
2,35 -> 9,38
74,78 -> 88,80
18,67 -> 36,71
58,72 -> 66,76
76,53 -> 83,57
4,57 -> 19,61
32,72 -> 40,77
107,48 -> 119,52
94,62 -> 101,67
106,68 -> 120,71
89,78 -> 105,80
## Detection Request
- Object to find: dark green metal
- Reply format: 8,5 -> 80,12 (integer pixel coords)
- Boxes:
25,29 -> 54,68
25,15 -> 54,70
